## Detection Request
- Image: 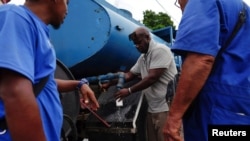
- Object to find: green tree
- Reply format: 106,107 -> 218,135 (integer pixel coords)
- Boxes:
142,10 -> 175,30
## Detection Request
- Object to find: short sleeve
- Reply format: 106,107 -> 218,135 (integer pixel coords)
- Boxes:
150,47 -> 173,69
0,8 -> 36,82
172,0 -> 220,57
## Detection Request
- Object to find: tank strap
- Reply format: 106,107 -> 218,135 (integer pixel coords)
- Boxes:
33,75 -> 50,97
218,2 -> 247,56
212,2 -> 247,72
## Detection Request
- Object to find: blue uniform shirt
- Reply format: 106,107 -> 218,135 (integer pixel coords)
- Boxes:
172,0 -> 250,140
0,5 -> 63,141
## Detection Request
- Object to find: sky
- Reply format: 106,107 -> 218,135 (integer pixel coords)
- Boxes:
8,0 -> 250,27
106,0 -> 182,26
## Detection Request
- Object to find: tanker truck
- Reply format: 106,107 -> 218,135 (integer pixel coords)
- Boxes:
49,0 -> 181,141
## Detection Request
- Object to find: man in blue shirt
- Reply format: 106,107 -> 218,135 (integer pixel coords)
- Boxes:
0,0 -> 99,140
163,0 -> 250,141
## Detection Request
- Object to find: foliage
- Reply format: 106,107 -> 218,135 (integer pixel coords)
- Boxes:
142,10 -> 175,30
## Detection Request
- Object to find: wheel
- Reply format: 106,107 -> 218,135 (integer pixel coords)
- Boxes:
61,114 -> 78,141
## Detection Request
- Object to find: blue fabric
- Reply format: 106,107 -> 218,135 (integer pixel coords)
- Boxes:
172,0 -> 250,141
0,5 -> 62,141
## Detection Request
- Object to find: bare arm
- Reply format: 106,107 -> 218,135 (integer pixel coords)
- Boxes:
0,69 -> 46,141
163,52 -> 215,141
55,79 -> 99,110
129,68 -> 165,93
115,68 -> 165,100
56,79 -> 80,92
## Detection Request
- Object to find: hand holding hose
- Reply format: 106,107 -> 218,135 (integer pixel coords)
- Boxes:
99,81 -> 111,92
114,88 -> 131,101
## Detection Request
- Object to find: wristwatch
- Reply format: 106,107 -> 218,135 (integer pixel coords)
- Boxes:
77,78 -> 89,89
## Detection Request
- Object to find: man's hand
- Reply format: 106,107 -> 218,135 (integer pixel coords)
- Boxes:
163,116 -> 183,141
114,88 -> 130,100
99,81 -> 111,92
79,84 -> 99,111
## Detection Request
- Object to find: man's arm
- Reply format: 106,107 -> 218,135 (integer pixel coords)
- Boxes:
115,68 -> 165,100
163,52 -> 215,141
56,79 -> 99,110
130,68 -> 165,93
0,69 -> 46,141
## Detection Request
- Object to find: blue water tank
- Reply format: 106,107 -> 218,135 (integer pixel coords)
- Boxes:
49,0 -> 170,79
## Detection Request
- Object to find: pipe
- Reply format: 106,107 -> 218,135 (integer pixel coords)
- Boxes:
85,72 -> 125,107
81,101 -> 111,128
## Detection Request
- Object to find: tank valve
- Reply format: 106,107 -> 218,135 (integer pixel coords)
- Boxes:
116,72 -> 125,107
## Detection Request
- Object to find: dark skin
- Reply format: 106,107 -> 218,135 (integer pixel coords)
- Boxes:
163,0 -> 215,141
102,27 -> 166,101
0,0 -> 99,140
0,69 -> 46,141
0,72 -> 99,141
114,68 -> 165,101
0,0 -> 10,4
56,79 -> 99,110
